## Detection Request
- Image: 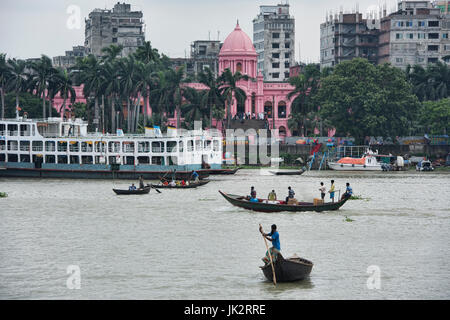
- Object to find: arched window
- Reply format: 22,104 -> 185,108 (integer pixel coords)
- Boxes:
264,101 -> 273,118
278,101 -> 286,118
236,62 -> 243,72
251,93 -> 256,115
278,126 -> 287,137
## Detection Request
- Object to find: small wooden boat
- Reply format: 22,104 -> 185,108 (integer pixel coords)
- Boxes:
113,185 -> 151,195
151,180 -> 210,189
219,191 -> 349,212
207,168 -> 240,175
269,169 -> 305,176
261,253 -> 313,282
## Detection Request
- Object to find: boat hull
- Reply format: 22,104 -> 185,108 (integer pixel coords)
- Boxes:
219,191 -> 349,213
151,180 -> 210,189
262,256 -> 313,282
269,169 -> 305,176
328,162 -> 382,171
113,186 -> 151,195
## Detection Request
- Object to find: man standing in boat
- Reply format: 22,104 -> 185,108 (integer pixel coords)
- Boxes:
329,180 -> 336,203
139,175 -> 145,189
259,224 -> 281,264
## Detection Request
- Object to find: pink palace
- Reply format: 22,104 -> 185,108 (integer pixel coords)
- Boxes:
53,23 -> 296,137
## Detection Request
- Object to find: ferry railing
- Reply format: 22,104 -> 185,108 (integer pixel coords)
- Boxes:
152,148 -> 163,153
32,147 -> 43,152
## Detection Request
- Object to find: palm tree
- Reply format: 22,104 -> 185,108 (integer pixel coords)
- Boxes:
134,41 -> 160,64
0,53 -> 10,119
28,55 -> 55,119
53,68 -> 76,118
6,58 -> 28,118
287,64 -> 321,136
101,60 -> 121,133
101,44 -> 123,62
117,56 -> 139,132
218,68 -> 249,129
134,61 -> 157,129
406,62 -> 450,101
197,67 -> 224,128
181,87 -> 208,128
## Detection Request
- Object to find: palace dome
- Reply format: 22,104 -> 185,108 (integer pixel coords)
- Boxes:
219,22 -> 257,57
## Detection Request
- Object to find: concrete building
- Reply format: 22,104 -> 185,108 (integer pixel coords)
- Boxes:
320,12 -> 380,69
190,40 -> 221,77
378,0 -> 450,68
253,4 -> 295,82
84,2 -> 145,58
53,46 -> 86,69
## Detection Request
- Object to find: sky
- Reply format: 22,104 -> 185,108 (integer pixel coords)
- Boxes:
0,0 -> 398,63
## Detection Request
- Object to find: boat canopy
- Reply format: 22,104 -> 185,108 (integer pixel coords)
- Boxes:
337,157 -> 366,165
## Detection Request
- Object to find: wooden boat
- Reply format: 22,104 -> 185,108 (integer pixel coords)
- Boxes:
219,191 -> 349,212
207,168 -> 240,175
261,253 -> 313,282
151,180 -> 210,189
113,185 -> 151,195
269,169 -> 305,176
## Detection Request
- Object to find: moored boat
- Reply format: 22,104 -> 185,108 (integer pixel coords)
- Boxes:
261,253 -> 313,282
151,180 -> 210,189
206,168 -> 240,175
219,191 -> 350,212
328,148 -> 403,171
269,169 -> 305,176
113,185 -> 151,195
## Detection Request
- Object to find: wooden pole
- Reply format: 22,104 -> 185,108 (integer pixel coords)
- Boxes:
259,224 -> 277,285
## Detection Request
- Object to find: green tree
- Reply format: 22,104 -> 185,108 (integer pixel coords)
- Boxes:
197,67 -> 224,128
28,55 -> 56,119
316,58 -> 420,142
5,58 -> 29,118
419,98 -> 450,135
53,68 -> 76,118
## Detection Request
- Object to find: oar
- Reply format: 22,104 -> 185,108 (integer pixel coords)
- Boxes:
151,183 -> 162,194
259,224 -> 277,286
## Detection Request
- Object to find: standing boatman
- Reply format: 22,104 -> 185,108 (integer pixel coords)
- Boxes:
259,224 -> 281,264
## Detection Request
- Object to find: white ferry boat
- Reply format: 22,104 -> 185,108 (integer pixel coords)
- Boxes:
0,117 -> 223,179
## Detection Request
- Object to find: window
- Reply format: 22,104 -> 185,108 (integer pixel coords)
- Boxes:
406,21 -> 413,27
418,33 -> 426,39
112,38 -> 117,43
428,21 -> 439,27
418,21 -> 425,27
285,33 -> 290,38
272,73 -> 279,79
272,33 -> 280,38
236,62 -> 242,72
407,33 -> 414,39
284,61 -> 290,68
272,43 -> 279,49
428,57 -> 438,63
428,45 -> 439,51
397,21 -> 404,27
396,57 -> 404,63
396,33 -> 403,39
272,62 -> 280,68
443,33 -> 449,39
285,42 -> 290,49
272,53 -> 280,59
285,52 -> 290,59
284,72 -> 290,79
428,33 -> 439,39
112,28 -> 118,33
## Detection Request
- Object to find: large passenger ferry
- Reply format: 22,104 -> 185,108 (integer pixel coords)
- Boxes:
0,117 -> 223,179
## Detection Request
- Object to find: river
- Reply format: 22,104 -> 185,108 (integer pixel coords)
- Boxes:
0,169 -> 449,299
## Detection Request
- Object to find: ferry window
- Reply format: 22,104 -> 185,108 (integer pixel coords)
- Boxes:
32,141 -> 43,152
8,154 -> 18,162
70,155 -> 80,164
152,142 -> 164,153
138,142 -> 150,153
195,140 -> 202,151
58,141 -> 67,152
95,156 -> 106,164
45,141 -> 56,152
122,142 -> 134,153
45,155 -> 56,163
69,141 -> 79,152
204,140 -> 212,150
20,124 -> 30,136
0,154 -> 5,162
20,154 -> 30,162
213,140 -> 220,152
0,140 -> 5,151
7,124 -> 18,136
109,141 -> 120,153
81,156 -> 93,164
167,141 -> 177,153
168,156 -> 178,166
32,125 -> 35,136
0,124 -> 6,135
187,140 -> 194,151
151,156 -> 163,165
20,141 -> 30,151
95,141 -> 106,153
178,141 -> 184,152
7,140 -> 18,151
137,156 -> 150,164
58,155 -> 68,164
124,156 -> 134,165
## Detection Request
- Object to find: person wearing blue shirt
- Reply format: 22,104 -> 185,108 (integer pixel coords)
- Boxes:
259,224 -> 281,264
342,182 -> 353,199
129,183 -> 137,191
191,170 -> 199,182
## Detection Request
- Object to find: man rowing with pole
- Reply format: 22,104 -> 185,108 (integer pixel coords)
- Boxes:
259,224 -> 281,265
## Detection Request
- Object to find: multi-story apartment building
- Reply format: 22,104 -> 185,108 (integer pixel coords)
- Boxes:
53,46 -> 86,69
190,40 -> 221,77
84,2 -> 145,57
378,0 -> 450,68
253,4 -> 295,82
320,12 -> 380,69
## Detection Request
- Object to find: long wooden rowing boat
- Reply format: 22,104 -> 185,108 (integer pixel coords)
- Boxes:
219,191 -> 349,212
206,168 -> 240,175
151,180 -> 210,189
113,185 -> 151,195
269,169 -> 305,176
261,253 -> 313,282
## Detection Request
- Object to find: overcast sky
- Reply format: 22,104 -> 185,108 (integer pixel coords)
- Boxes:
0,0 -> 398,62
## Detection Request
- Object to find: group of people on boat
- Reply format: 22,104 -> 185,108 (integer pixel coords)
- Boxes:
159,170 -> 200,187
247,181 -> 353,204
